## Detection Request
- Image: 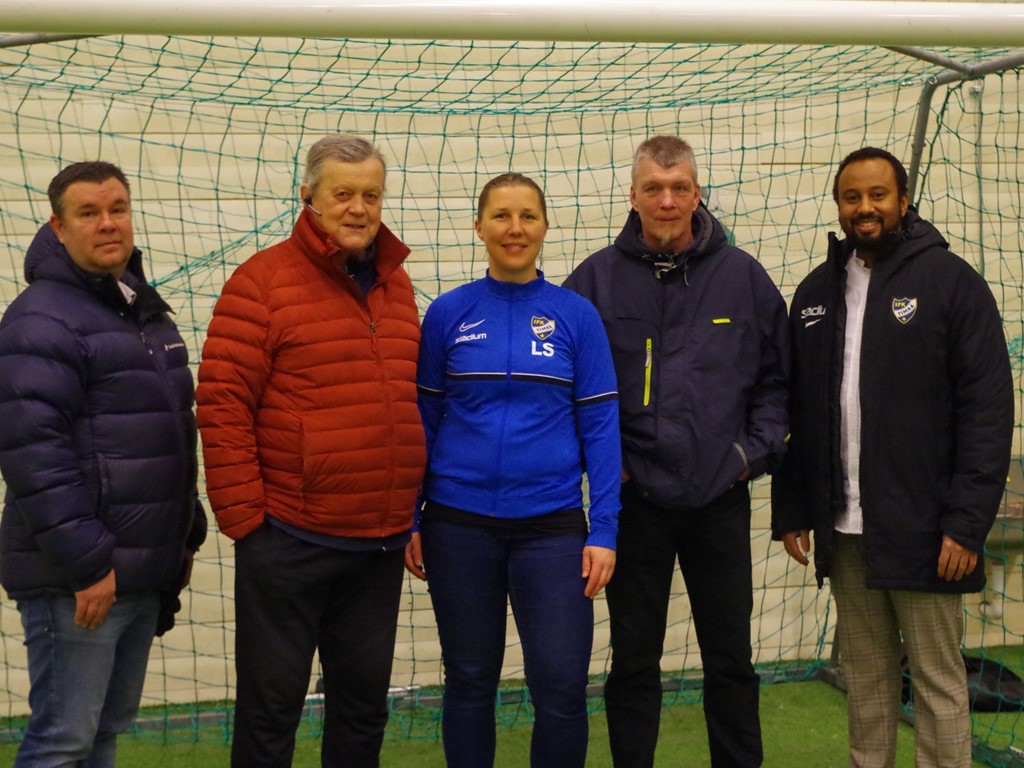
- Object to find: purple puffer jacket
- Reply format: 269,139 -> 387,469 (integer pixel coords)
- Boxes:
0,224 -> 206,599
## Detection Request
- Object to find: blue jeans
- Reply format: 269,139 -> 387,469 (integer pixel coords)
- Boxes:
15,591 -> 159,768
420,519 -> 594,768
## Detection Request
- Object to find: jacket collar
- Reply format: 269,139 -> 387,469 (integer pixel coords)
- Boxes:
483,269 -> 547,299
25,222 -> 148,286
23,223 -> 170,317
290,206 -> 410,282
614,202 -> 727,277
827,206 -> 949,273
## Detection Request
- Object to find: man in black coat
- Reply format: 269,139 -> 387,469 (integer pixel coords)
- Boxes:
772,147 -> 1013,768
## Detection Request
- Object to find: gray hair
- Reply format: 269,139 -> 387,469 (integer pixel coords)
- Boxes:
302,134 -> 387,195
631,136 -> 699,186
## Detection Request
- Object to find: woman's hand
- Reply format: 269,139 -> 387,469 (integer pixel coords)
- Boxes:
582,546 -> 616,598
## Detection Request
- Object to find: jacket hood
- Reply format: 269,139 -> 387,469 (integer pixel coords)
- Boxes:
613,202 -> 728,274
24,222 -> 148,287
829,206 -> 949,267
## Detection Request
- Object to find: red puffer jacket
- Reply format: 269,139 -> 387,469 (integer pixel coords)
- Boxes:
197,209 -> 426,541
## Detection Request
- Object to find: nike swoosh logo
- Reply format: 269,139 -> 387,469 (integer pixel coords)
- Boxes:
804,318 -> 823,327
459,319 -> 486,332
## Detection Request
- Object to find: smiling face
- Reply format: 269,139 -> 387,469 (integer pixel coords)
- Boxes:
630,157 -> 702,254
836,157 -> 908,264
50,177 -> 134,278
301,156 -> 385,259
476,183 -> 548,284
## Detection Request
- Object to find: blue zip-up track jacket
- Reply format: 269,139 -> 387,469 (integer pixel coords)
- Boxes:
417,272 -> 621,549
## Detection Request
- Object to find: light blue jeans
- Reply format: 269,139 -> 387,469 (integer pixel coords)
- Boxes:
15,591 -> 159,768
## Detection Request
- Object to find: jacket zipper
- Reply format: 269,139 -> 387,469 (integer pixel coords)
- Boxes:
643,337 -> 652,406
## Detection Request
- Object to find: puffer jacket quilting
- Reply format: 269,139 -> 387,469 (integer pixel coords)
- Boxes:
0,224 -> 206,599
196,209 -> 426,541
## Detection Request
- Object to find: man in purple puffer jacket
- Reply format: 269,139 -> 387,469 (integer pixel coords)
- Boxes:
0,161 -> 206,767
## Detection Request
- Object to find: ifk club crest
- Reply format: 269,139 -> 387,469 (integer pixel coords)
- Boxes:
891,297 -> 918,325
531,316 -> 556,340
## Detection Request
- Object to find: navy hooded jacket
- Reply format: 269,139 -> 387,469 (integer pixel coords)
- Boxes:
564,204 -> 789,510
0,224 -> 206,599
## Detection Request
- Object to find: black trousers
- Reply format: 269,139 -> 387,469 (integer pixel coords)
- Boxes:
231,523 -> 405,768
604,483 -> 762,768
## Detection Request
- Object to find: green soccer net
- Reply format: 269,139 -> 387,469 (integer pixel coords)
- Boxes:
0,36 -> 1022,758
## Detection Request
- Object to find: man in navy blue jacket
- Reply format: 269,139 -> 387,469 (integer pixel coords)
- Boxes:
0,162 -> 206,767
565,136 -> 789,767
772,147 -> 1013,767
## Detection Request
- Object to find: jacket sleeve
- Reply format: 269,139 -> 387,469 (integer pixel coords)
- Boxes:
0,312 -> 115,590
195,268 -> 273,541
572,300 -> 621,550
412,297 -> 448,527
739,265 -> 791,479
416,298 -> 448,456
941,266 -> 1014,552
770,297 -> 812,539
186,491 -> 208,552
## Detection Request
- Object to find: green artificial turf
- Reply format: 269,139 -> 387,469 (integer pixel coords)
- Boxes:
0,680 -> 994,766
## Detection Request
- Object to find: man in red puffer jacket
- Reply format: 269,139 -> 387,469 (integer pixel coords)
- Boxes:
197,134 -> 426,768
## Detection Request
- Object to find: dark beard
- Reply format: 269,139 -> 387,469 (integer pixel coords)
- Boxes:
844,226 -> 903,258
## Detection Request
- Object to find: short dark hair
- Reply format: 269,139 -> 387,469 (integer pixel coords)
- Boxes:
476,172 -> 548,224
48,161 -> 130,219
832,147 -> 908,203
47,162 -> 130,219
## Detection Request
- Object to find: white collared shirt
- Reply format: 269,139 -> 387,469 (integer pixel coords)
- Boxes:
118,281 -> 137,305
835,252 -> 870,533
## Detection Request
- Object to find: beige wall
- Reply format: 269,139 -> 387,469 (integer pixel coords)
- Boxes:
0,36 -> 1021,716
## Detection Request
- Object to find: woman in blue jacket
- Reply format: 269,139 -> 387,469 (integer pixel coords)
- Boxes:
405,173 -> 620,768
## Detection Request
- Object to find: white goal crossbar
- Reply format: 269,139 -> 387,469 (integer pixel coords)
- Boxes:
0,0 -> 1023,47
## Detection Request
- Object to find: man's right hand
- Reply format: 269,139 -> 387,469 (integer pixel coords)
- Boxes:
782,530 -> 811,566
74,569 -> 116,629
404,532 -> 427,581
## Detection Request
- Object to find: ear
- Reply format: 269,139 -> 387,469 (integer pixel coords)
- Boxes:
629,185 -> 637,210
899,193 -> 909,217
474,219 -> 483,241
49,214 -> 64,243
300,184 -> 311,204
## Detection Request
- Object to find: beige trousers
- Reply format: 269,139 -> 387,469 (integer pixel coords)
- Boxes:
831,533 -> 972,768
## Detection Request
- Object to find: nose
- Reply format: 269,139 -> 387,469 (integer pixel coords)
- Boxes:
508,215 -> 524,233
855,195 -> 874,215
658,188 -> 677,209
349,195 -> 366,215
97,210 -> 116,229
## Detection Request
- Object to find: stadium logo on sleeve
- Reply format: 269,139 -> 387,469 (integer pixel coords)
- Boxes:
891,297 -> 918,325
531,316 -> 556,340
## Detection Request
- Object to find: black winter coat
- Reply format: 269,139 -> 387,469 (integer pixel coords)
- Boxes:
771,210 -> 1013,592
0,225 -> 206,599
